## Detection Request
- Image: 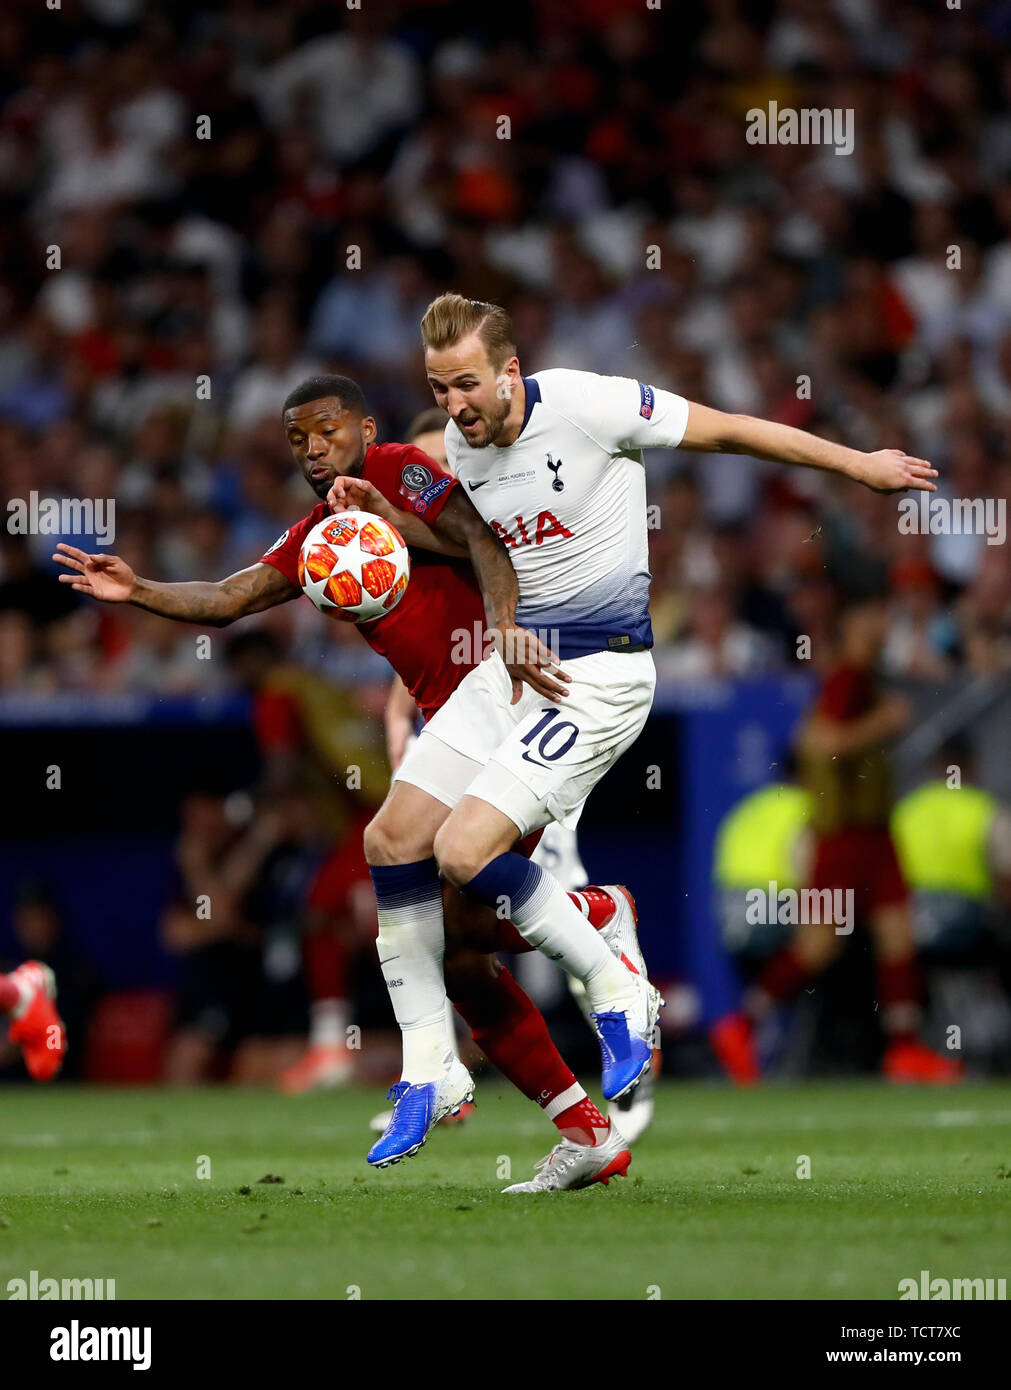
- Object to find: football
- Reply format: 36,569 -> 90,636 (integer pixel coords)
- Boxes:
297,510 -> 410,623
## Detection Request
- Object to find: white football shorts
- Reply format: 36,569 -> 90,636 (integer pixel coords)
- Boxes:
393,648 -> 656,837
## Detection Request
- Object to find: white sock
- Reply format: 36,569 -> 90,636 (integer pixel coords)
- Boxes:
373,867 -> 455,1082
444,998 -> 460,1059
310,999 -> 349,1050
506,870 -> 638,1013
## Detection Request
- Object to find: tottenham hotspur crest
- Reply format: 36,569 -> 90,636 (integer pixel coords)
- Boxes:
546,454 -> 564,492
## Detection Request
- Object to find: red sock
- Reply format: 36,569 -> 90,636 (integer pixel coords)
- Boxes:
302,927 -> 352,1002
876,957 -> 922,1043
751,946 -> 811,1011
493,886 -> 615,954
554,1095 -> 611,1146
569,888 -> 618,929
0,973 -> 21,1014
452,964 -> 608,1141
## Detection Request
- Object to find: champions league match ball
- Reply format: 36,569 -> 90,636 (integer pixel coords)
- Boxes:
298,511 -> 410,623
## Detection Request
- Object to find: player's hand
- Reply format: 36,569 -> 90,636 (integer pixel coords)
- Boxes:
326,475 -> 392,519
493,623 -> 571,704
851,450 -> 938,494
52,543 -> 136,601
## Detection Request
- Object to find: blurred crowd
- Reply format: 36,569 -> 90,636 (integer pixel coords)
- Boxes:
2,0 -> 1011,1081
0,0 -> 1008,699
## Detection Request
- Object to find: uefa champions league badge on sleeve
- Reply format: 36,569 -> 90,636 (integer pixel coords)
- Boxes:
400,461 -> 452,513
638,382 -> 655,419
401,463 -> 433,492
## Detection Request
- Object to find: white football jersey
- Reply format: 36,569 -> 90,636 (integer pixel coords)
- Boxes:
444,369 -> 690,659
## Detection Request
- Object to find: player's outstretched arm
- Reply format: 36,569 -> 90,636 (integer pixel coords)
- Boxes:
53,544 -> 298,626
678,403 -> 939,494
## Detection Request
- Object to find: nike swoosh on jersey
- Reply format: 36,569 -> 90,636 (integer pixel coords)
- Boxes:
467,480 -> 489,490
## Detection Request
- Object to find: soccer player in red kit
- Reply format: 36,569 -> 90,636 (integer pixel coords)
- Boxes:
711,597 -> 963,1084
55,374 -> 647,1190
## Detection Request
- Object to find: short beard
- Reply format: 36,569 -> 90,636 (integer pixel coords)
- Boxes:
309,441 -> 367,498
461,396 -> 511,449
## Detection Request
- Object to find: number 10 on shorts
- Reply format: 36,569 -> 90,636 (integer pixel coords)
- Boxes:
520,707 -> 580,768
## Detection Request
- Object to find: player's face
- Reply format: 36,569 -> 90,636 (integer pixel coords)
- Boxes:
283,399 -> 377,499
410,429 -> 448,468
425,334 -> 520,449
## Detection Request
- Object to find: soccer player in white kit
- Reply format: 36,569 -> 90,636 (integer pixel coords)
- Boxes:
333,293 -> 938,1179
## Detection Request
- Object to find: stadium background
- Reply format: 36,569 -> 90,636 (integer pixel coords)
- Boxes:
1,0 -> 1009,1086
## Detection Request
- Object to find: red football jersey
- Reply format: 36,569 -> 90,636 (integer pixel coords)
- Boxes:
259,441 -> 486,720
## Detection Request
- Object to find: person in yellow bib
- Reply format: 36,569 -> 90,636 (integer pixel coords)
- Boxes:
713,778 -> 814,963
709,603 -> 971,1089
891,745 -> 1011,955
890,745 -> 1011,1069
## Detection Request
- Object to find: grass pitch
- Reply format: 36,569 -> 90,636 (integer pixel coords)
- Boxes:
0,1081 -> 1008,1300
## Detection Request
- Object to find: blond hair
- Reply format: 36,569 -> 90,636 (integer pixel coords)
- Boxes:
420,293 -> 516,370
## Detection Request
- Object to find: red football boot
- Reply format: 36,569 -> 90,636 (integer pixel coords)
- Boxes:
710,1011 -> 761,1085
438,1099 -> 476,1126
278,1044 -> 353,1094
7,962 -> 66,1082
883,1038 -> 965,1084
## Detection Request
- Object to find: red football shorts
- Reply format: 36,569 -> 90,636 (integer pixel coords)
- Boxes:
811,826 -> 909,915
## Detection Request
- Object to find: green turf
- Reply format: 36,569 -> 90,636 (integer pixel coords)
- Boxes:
0,1081 -> 1008,1299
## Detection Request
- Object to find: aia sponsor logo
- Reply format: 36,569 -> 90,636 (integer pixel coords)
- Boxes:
491,511 -> 574,547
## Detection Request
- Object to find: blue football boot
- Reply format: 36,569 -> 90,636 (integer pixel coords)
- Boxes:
592,976 -> 663,1101
367,1058 -> 474,1168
